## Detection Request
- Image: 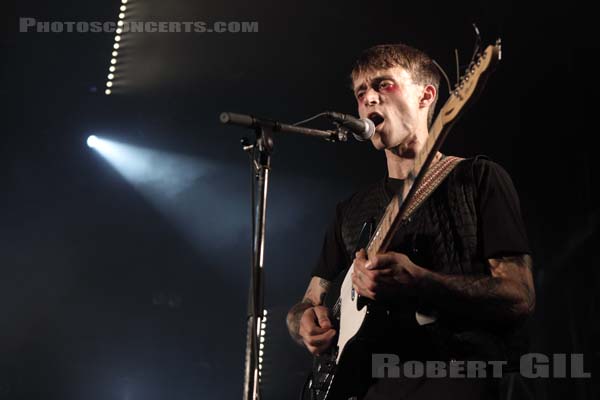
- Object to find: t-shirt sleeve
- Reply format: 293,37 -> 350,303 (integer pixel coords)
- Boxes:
474,158 -> 531,259
311,203 -> 351,281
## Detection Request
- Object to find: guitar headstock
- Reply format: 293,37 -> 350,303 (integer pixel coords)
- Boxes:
440,39 -> 502,124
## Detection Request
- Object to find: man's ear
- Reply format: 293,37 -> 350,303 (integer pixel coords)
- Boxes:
419,84 -> 437,108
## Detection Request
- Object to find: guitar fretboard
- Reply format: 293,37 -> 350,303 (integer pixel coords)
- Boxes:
365,113 -> 445,259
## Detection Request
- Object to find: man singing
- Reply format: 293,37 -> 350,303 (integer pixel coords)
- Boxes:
287,43 -> 534,399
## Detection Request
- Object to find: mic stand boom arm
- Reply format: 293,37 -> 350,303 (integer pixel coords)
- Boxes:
220,112 -> 348,142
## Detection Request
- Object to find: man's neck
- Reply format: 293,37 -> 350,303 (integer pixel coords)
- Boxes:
385,148 -> 414,179
385,149 -> 443,180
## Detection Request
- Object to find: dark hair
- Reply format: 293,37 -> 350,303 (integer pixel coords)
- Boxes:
351,43 -> 441,127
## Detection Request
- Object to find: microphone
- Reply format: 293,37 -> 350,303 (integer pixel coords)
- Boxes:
325,111 -> 375,141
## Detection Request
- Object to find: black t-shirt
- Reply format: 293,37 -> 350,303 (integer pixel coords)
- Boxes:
312,157 -> 530,281
310,157 -> 530,399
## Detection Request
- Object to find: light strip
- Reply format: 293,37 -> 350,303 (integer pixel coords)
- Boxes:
257,309 -> 267,380
105,0 -> 131,95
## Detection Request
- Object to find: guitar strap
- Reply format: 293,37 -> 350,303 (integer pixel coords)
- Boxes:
400,155 -> 465,221
399,155 -> 465,326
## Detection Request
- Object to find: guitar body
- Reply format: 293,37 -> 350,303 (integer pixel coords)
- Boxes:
307,264 -> 413,400
306,222 -> 382,400
306,265 -> 374,400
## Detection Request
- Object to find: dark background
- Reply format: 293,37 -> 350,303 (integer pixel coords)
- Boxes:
2,0 -> 598,398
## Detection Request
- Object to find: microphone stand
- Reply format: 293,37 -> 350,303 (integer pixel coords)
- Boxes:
219,112 -> 346,400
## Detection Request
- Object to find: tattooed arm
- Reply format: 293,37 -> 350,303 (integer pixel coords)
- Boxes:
353,250 -> 535,323
419,254 -> 536,321
286,277 -> 336,354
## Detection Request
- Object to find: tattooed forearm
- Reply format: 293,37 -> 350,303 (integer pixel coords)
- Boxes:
319,278 -> 331,290
503,255 -> 535,313
318,278 -> 331,305
419,254 -> 535,322
286,277 -> 332,344
286,299 -> 313,344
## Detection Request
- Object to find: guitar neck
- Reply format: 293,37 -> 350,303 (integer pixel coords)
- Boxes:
365,113 -> 448,259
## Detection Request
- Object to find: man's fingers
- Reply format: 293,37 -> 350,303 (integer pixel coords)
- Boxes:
354,252 -> 393,271
354,266 -> 394,287
357,286 -> 377,300
370,267 -> 395,278
356,250 -> 409,270
304,329 -> 336,355
352,272 -> 377,300
300,309 -> 327,335
354,249 -> 368,269
355,248 -> 367,260
313,306 -> 332,329
305,328 -> 336,347
365,253 -> 393,270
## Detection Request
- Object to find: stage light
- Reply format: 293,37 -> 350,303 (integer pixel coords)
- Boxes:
120,5 -> 127,11
118,20 -> 124,27
87,137 -> 233,257
105,89 -> 112,95
108,73 -> 114,80
106,81 -> 113,87
113,43 -> 120,49
119,13 -> 125,19
116,28 -> 123,34
115,35 -> 121,42
122,0 -> 128,4
112,51 -> 118,57
111,58 -> 117,64
87,135 -> 99,148
109,66 -> 116,72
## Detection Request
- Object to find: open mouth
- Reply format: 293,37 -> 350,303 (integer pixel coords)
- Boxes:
368,112 -> 385,127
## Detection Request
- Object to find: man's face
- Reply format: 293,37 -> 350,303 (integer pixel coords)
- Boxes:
353,67 -> 427,153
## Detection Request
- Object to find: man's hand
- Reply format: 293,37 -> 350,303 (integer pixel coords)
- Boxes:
286,277 -> 336,354
352,249 -> 425,300
298,305 -> 336,355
